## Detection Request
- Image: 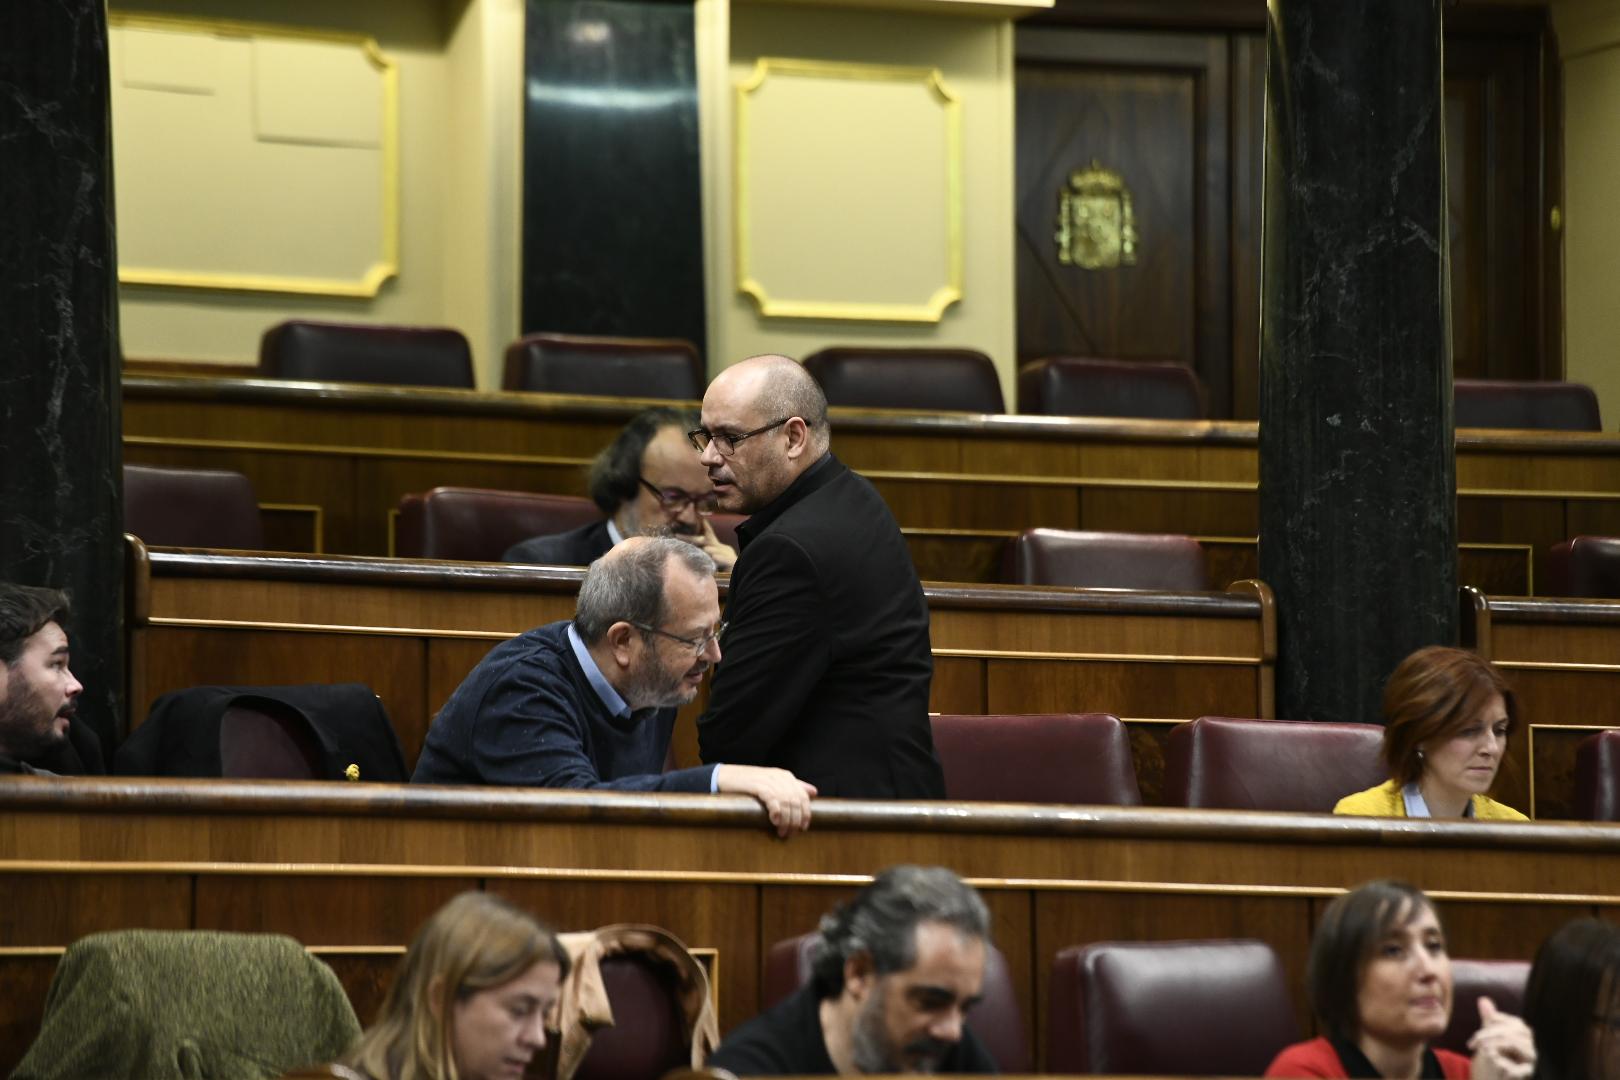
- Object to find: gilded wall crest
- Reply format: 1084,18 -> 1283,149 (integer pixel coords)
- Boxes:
1056,162 -> 1137,270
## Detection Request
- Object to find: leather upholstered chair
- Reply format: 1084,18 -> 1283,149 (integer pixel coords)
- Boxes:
259,319 -> 475,388
573,954 -> 689,1080
1453,378 -> 1602,431
1545,536 -> 1620,598
761,932 -> 1029,1073
1047,939 -> 1299,1075
1163,716 -> 1387,813
1017,356 -> 1207,420
801,347 -> 1005,413
1575,729 -> 1620,821
1433,959 -> 1530,1056
502,332 -> 704,400
395,488 -> 601,561
1004,528 -> 1208,591
930,713 -> 1141,805
124,463 -> 265,550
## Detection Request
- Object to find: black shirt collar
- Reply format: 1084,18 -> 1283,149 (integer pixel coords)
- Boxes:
1330,1037 -> 1448,1078
735,452 -> 840,549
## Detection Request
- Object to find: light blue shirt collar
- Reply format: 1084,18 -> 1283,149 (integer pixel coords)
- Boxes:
1402,781 -> 1474,819
606,518 -> 626,547
566,622 -> 631,720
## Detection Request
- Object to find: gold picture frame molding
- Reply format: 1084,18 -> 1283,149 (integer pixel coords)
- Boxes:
733,56 -> 964,322
109,11 -> 401,299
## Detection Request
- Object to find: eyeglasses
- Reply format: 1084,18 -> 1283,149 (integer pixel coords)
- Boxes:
638,478 -> 719,516
631,621 -> 727,656
687,418 -> 791,456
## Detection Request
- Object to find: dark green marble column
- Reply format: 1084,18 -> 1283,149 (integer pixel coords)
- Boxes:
0,4 -> 124,757
1259,0 -> 1456,724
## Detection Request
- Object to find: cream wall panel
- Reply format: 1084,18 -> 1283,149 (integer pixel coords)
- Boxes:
736,58 -> 960,320
1555,0 -> 1620,427
110,17 -> 394,291
113,0 -> 461,372
704,3 -> 1017,404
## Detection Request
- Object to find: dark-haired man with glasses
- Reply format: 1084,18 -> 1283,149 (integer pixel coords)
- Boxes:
691,355 -> 945,800
505,407 -> 738,570
415,537 -> 815,836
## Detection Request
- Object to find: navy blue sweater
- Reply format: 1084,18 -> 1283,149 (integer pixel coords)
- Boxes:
411,621 -> 715,792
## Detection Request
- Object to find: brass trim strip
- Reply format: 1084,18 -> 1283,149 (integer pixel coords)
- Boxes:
935,648 -> 1261,664
144,619 -> 1259,664
1493,660 -> 1620,673
125,434 -> 592,468
2,863 -> 1615,905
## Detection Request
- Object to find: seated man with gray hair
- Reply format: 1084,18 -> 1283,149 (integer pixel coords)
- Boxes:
412,536 -> 814,836
710,865 -> 997,1075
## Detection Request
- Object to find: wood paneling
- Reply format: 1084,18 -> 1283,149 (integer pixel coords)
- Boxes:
124,378 -> 1619,594
1464,594 -> 1620,818
131,548 -> 1275,790
1014,29 -> 1230,412
4,778 -> 1615,1072
1013,16 -> 1557,419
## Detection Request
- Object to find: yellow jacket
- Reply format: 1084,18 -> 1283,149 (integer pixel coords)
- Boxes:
1333,779 -> 1528,820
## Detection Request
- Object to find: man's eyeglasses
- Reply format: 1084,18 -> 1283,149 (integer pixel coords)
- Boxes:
631,621 -> 727,656
687,418 -> 791,457
638,478 -> 719,516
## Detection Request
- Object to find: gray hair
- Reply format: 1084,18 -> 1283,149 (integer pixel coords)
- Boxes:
573,538 -> 716,644
753,356 -> 830,453
808,865 -> 990,998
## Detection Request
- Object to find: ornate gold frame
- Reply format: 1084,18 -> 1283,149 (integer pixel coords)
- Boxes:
109,12 -> 400,298
733,57 -> 963,322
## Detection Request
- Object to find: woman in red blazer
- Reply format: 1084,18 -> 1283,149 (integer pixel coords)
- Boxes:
1266,880 -> 1535,1079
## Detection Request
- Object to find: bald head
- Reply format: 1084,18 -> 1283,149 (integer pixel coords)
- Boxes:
574,536 -> 716,644
712,355 -> 829,454
698,355 -> 830,513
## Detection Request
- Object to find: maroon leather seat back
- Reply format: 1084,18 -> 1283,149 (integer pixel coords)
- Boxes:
1434,959 -> 1529,1056
1546,536 -> 1620,598
1048,939 -> 1299,1075
1017,356 -> 1207,420
1163,716 -> 1387,812
1005,529 -> 1207,591
930,713 -> 1141,805
260,320 -> 474,389
574,954 -> 688,1080
1575,729 -> 1620,821
124,464 -> 265,551
219,702 -> 324,780
396,488 -> 602,561
801,347 -> 1004,413
502,333 -> 703,400
761,932 -> 1028,1073
1454,378 -> 1601,432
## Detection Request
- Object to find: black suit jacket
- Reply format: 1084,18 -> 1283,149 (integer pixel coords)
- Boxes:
502,520 -> 613,566
698,455 -> 943,798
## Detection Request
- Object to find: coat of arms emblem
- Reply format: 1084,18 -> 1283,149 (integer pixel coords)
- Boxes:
1056,162 -> 1137,270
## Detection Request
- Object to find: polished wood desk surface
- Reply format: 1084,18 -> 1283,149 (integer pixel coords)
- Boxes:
122,374 -> 1620,592
2,776 -> 1617,1071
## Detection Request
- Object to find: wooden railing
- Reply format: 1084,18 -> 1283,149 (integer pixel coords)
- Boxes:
3,778 -> 1617,1072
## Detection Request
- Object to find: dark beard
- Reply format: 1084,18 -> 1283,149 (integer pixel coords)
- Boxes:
0,687 -> 67,761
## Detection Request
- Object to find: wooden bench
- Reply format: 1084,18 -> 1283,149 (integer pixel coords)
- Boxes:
127,542 -> 1275,801
124,374 -> 1620,592
3,778 -> 1618,1071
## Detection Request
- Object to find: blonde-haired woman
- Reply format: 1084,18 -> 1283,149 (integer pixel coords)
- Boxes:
345,891 -> 570,1080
